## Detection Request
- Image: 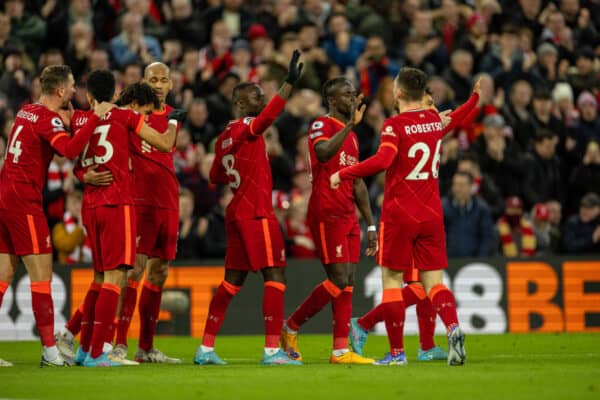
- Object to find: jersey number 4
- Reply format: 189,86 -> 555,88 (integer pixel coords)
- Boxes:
405,139 -> 442,180
7,125 -> 24,164
81,125 -> 114,167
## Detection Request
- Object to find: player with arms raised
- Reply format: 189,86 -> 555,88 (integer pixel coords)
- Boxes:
0,65 -> 111,366
193,50 -> 303,366
280,78 -> 376,364
331,67 -> 473,366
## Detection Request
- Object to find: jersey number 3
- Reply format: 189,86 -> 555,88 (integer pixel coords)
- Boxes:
222,154 -> 241,189
405,140 -> 442,180
81,125 -> 114,167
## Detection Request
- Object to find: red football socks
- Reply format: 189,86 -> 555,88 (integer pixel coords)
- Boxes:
116,279 -> 139,347
30,281 -> 56,347
138,281 -> 162,351
65,305 -> 83,336
286,280 -> 342,332
79,282 -> 101,352
201,281 -> 241,347
417,296 -> 437,351
357,302 -> 383,331
382,288 -> 405,356
429,284 -> 459,334
90,283 -> 120,358
332,286 -> 353,350
263,281 -> 286,348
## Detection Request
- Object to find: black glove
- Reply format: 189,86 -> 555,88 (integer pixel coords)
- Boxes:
285,49 -> 304,84
168,109 -> 187,123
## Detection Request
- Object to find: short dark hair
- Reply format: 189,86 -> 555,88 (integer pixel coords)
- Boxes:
395,67 -> 428,102
458,152 -> 480,166
534,129 -> 556,142
87,70 -> 116,103
116,82 -> 160,109
40,65 -> 72,95
454,171 -> 474,184
322,77 -> 352,101
232,82 -> 257,103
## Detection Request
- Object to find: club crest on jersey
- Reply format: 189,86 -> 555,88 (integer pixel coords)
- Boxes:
382,125 -> 396,137
336,244 -> 343,258
46,235 -> 51,249
339,151 -> 357,166
280,249 -> 286,262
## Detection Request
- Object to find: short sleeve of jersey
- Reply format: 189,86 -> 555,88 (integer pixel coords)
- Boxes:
40,113 -> 69,149
124,109 -> 144,135
234,116 -> 253,140
379,119 -> 400,152
308,118 -> 332,148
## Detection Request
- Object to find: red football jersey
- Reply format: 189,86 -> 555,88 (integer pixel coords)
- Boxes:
211,117 -> 275,221
76,108 -> 144,208
130,105 -> 179,211
379,109 -> 445,222
307,115 -> 359,219
0,103 -> 69,212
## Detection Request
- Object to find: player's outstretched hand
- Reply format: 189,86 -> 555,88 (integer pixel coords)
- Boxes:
352,93 -> 366,125
473,77 -> 482,96
439,109 -> 453,128
365,230 -> 378,257
168,109 -> 187,122
285,49 -> 304,84
330,171 -> 341,189
93,101 -> 116,117
83,164 -> 113,186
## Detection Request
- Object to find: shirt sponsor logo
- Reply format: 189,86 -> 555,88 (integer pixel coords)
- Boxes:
404,122 -> 443,135
382,125 -> 397,137
339,151 -> 357,167
17,110 -> 39,123
74,117 -> 89,128
222,138 -> 233,149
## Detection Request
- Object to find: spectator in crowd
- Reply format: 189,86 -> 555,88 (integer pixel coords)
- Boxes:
408,9 -> 448,72
523,130 -> 564,208
502,80 -> 536,151
442,172 -> 496,257
110,12 -> 162,68
455,153 -> 504,218
456,13 -> 489,72
168,0 -> 204,47
324,13 -> 366,72
568,91 -> 600,158
65,20 -> 95,80
569,139 -> 600,213
354,98 -> 385,162
162,37 -> 183,67
265,126 -> 294,193
497,196 -> 537,257
52,190 -> 91,264
205,72 -> 240,131
402,37 -> 435,77
531,202 -> 559,256
480,24 -> 526,93
285,197 -> 316,259
546,198 -> 564,251
531,87 -> 566,150
201,0 -> 255,42
4,0 -> 46,61
0,12 -> 13,50
427,75 -> 456,112
563,193 -> 600,253
174,127 -> 201,183
43,155 -> 74,230
356,35 -> 400,97
552,81 -> 579,130
567,47 -> 599,97
229,39 -> 258,83
530,42 -> 562,91
177,188 -> 202,260
443,49 -> 474,104
121,62 -> 143,87
0,44 -> 31,111
471,114 -> 526,199
197,187 -> 232,258
247,23 -> 272,65
125,0 -> 169,42
298,22 -> 330,85
185,98 -> 217,149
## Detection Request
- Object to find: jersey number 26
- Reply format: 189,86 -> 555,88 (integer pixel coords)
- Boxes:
405,139 -> 442,181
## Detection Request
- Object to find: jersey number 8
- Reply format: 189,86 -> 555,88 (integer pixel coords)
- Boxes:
222,154 -> 241,189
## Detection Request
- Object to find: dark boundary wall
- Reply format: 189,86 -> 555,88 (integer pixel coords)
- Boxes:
1,256 -> 599,340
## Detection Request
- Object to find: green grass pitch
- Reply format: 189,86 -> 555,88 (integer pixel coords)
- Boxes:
0,333 -> 598,400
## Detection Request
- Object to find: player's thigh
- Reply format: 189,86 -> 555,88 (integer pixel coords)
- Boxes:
103,266 -> 128,288
136,206 -> 158,257
3,212 -> 52,257
21,254 -> 53,281
97,205 -> 136,272
130,253 -> 148,281
381,265 -> 404,290
224,221 -> 252,271
0,253 -> 19,283
146,257 -> 169,286
378,221 -> 415,271
83,208 -> 103,273
154,209 -> 178,261
420,270 -> 445,294
237,218 -> 286,271
413,220 -> 448,272
324,262 -> 352,288
311,218 -> 355,266
348,221 -> 361,264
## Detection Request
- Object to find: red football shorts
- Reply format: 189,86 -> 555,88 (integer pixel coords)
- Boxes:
83,205 -> 136,272
225,217 -> 286,271
377,218 -> 447,272
0,210 -> 52,256
136,205 -> 178,261
309,217 -> 360,265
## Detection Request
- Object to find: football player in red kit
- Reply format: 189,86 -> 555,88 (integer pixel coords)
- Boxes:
193,50 -> 303,366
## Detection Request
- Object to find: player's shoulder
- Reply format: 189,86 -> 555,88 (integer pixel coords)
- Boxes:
308,115 -> 332,141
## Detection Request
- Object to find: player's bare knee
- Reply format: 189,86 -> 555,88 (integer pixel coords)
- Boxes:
261,267 -> 285,284
329,274 -> 348,290
148,261 -> 169,287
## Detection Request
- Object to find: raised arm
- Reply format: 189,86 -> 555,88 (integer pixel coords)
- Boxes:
250,49 -> 304,136
442,79 -> 481,134
332,142 -> 397,188
137,109 -> 186,152
315,95 -> 366,163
